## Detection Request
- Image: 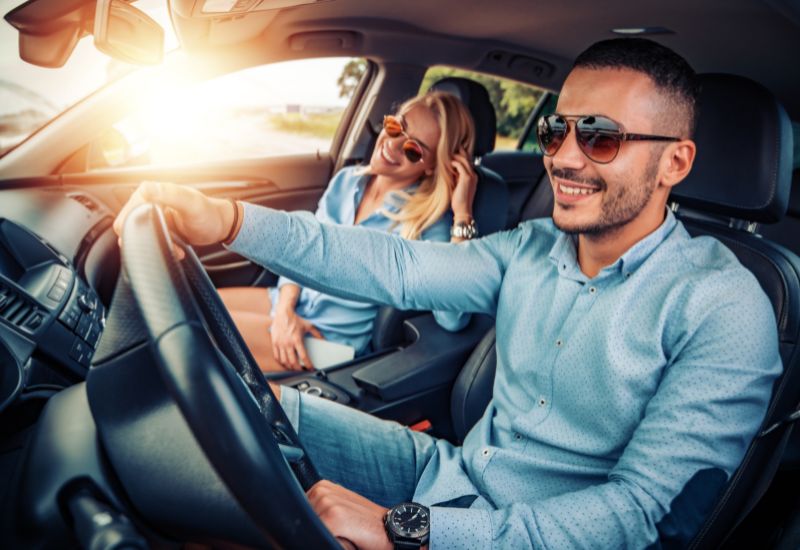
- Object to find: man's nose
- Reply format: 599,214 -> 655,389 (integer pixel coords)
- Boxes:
550,123 -> 586,169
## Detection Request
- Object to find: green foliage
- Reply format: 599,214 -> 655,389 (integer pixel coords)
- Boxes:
267,111 -> 344,139
419,67 -> 543,141
337,59 -> 368,99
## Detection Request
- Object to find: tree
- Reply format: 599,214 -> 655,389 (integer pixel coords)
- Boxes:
337,59 -> 367,99
419,66 -> 542,140
337,62 -> 544,142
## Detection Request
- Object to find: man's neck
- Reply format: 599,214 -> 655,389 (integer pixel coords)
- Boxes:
576,206 -> 668,278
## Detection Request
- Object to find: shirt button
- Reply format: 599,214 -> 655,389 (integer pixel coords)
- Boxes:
482,448 -> 490,456
589,286 -> 597,294
538,397 -> 547,407
555,339 -> 563,347
514,433 -> 522,440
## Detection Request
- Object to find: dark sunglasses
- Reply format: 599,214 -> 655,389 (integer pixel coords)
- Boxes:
537,114 -> 680,164
383,115 -> 425,163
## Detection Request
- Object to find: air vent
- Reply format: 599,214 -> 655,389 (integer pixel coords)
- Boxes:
0,281 -> 44,332
67,193 -> 99,212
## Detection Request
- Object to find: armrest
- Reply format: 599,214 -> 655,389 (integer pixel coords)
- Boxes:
352,313 -> 493,401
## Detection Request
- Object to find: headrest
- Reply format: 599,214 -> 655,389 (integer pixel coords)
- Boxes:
429,77 -> 496,157
671,73 -> 793,223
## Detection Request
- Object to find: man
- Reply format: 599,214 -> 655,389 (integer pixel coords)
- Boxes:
115,39 -> 781,548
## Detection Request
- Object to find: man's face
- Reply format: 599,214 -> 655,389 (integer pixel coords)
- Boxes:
544,67 -> 670,236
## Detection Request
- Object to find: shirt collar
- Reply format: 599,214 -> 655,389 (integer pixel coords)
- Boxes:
548,208 -> 678,281
355,173 -> 422,215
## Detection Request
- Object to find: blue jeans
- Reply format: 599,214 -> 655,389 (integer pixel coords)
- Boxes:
280,387 -> 439,507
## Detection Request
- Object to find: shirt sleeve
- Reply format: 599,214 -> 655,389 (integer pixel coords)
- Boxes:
274,169 -> 352,290
227,203 -> 520,315
420,215 -> 472,332
429,269 -> 781,549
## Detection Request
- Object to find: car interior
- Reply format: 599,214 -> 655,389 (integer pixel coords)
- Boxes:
1,0 -> 799,548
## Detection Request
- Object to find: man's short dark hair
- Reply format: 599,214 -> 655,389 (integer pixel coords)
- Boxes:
573,38 -> 699,138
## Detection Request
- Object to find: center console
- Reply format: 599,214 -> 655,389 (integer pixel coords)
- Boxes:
0,219 -> 105,388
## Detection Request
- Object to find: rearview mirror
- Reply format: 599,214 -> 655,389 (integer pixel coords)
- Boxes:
94,0 -> 164,65
4,0 -> 93,68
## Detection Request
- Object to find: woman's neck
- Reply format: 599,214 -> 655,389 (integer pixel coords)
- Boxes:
371,174 -> 418,195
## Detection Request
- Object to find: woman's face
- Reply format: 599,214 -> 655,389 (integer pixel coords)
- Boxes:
369,104 -> 441,183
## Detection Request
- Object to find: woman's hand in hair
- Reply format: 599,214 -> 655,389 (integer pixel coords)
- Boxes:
450,149 -> 478,221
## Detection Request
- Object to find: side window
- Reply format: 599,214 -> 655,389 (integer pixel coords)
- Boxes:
89,57 -> 366,169
519,93 -> 559,154
419,67 -> 546,151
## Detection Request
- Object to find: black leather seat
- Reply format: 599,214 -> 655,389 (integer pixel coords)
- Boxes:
760,169 -> 800,255
449,73 -> 800,547
371,78 -> 509,350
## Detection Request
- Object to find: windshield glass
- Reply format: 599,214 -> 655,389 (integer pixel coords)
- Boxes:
0,0 -> 176,156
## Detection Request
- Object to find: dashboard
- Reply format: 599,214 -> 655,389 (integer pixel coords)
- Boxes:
0,187 -> 119,414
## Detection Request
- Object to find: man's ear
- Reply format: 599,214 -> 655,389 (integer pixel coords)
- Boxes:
660,139 -> 697,190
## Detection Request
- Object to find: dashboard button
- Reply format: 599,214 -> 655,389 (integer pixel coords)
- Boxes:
47,286 -> 66,301
78,293 -> 97,312
87,324 -> 102,348
69,337 -> 89,363
76,313 -> 92,340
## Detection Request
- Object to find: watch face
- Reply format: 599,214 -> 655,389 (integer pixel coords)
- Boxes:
388,503 -> 430,538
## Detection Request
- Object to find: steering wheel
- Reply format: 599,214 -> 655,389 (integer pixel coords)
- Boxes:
120,203 -> 339,548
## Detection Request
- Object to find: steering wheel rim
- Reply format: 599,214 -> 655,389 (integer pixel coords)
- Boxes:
121,203 -> 338,548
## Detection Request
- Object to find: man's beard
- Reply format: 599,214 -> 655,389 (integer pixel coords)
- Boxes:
551,157 -> 659,237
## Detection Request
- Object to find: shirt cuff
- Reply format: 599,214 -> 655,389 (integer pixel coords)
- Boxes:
225,202 -> 289,258
429,507 -> 493,550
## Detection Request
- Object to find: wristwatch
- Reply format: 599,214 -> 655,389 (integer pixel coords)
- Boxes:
451,218 -> 478,239
384,502 -> 430,549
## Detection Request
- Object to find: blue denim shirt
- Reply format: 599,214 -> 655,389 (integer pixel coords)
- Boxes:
229,205 -> 782,548
272,166 -> 469,354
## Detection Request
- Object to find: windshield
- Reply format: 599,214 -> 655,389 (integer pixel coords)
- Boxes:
0,0 -> 176,157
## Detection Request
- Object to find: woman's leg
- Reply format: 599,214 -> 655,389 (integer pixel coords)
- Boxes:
219,287 -> 282,372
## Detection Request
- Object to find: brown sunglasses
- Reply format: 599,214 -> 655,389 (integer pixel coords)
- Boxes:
383,115 -> 425,163
537,114 -> 680,164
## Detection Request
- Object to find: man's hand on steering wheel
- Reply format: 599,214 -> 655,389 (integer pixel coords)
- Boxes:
113,181 -> 238,256
307,480 -> 393,550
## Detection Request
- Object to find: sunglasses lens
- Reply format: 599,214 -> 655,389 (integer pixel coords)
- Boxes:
537,115 -> 567,156
576,116 -> 622,163
383,115 -> 403,137
402,141 -> 423,163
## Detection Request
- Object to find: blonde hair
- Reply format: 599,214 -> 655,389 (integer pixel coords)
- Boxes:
379,92 -> 476,240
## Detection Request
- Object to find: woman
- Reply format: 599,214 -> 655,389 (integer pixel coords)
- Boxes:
222,91 -> 480,371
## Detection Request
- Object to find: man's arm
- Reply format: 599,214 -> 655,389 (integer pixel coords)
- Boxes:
226,203 -> 520,316
427,270 -> 782,549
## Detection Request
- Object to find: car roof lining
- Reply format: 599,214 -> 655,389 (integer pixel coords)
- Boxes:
168,0 -> 800,119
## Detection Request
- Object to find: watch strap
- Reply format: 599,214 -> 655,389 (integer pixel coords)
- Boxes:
451,218 -> 478,239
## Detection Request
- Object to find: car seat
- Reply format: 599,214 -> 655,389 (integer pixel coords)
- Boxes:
370,78 -> 509,350
449,73 -> 800,548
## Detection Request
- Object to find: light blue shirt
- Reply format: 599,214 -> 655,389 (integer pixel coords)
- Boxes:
229,205 -> 782,548
271,166 -> 469,355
